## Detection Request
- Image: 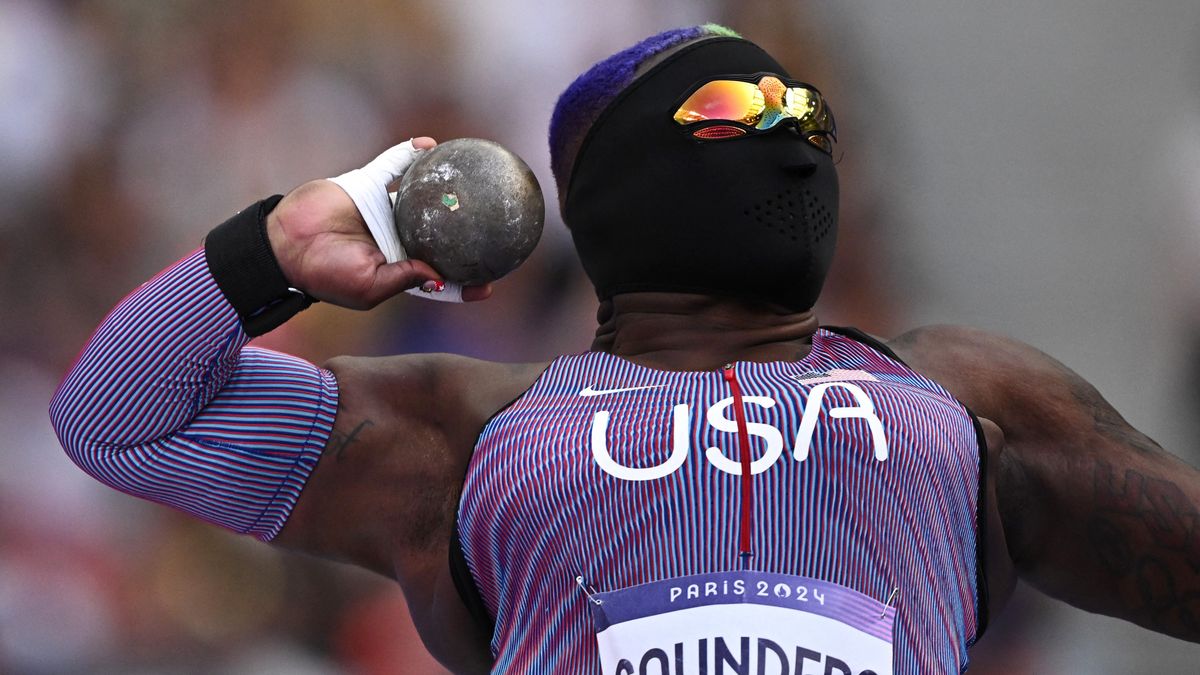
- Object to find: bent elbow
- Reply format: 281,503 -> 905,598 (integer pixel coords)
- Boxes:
49,376 -> 93,471
48,369 -> 118,475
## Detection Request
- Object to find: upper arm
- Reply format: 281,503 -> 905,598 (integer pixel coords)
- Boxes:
270,353 -> 450,574
889,324 -> 1161,460
273,353 -> 539,671
891,325 -> 1200,641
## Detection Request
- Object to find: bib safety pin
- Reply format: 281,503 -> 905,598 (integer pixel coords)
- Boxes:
575,575 -> 603,606
880,586 -> 900,618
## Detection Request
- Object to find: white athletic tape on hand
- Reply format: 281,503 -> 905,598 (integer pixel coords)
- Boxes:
328,141 -> 418,264
328,141 -> 465,303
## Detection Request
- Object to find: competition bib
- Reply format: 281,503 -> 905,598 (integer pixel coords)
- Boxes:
587,570 -> 894,675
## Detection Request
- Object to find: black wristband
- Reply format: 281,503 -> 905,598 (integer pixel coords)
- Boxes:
204,195 -> 315,336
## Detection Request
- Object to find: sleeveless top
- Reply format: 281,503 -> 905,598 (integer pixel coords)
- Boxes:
455,328 -> 987,673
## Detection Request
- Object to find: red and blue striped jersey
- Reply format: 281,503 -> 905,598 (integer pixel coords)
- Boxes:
457,333 -> 987,673
50,248 -> 986,672
49,250 -> 337,541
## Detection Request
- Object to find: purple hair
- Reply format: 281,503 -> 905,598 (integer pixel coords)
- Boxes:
548,24 -> 740,203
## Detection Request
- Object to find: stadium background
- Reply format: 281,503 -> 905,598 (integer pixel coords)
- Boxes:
3,0 -> 1200,672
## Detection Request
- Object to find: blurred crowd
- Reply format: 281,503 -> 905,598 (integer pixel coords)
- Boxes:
4,0 -> 1195,673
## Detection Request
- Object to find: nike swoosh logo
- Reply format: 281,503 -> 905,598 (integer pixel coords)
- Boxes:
789,369 -> 879,384
578,384 -> 666,397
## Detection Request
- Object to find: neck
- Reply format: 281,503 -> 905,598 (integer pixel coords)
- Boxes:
590,292 -> 819,371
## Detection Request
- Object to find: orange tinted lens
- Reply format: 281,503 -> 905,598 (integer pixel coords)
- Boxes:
673,80 -> 761,125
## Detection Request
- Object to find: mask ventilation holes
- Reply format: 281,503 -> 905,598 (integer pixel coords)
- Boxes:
802,188 -> 834,242
744,187 -> 802,242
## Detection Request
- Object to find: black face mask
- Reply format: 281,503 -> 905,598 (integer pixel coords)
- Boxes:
563,37 -> 839,311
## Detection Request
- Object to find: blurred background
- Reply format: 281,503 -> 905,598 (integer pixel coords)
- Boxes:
3,0 -> 1200,672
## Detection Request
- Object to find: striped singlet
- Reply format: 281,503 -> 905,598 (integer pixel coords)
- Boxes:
456,328 -> 987,673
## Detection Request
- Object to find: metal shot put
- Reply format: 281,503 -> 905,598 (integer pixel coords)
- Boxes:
393,138 -> 544,285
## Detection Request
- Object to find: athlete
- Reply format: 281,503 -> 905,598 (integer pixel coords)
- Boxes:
49,25 -> 1200,674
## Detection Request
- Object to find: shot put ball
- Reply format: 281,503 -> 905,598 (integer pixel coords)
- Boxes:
393,138 -> 544,284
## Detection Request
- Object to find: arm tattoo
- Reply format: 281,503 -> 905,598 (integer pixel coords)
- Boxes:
1057,367 -> 1200,637
1087,458 -> 1200,635
328,419 -> 374,461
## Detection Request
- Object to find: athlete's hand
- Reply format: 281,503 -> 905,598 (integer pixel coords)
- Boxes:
266,138 -> 492,309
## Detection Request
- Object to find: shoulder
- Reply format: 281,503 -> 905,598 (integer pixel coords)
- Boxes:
323,352 -> 551,426
887,323 -> 1070,382
885,324 -> 1101,439
322,352 -> 544,390
274,352 -> 551,571
887,324 -> 1055,379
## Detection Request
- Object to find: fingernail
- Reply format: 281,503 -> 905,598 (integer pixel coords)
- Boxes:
420,280 -> 445,293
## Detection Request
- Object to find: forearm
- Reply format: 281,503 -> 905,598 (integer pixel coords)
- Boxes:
1011,434 -> 1200,642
